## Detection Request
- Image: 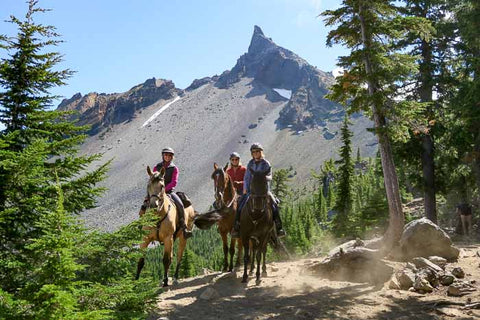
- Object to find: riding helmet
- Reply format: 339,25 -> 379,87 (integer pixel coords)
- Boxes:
230,152 -> 240,159
162,147 -> 175,155
250,142 -> 263,152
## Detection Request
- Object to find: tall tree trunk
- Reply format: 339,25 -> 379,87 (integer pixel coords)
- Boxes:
358,2 -> 404,250
421,134 -> 436,223
418,12 -> 437,223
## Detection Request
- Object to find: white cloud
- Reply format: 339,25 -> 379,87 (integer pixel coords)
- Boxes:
332,67 -> 344,78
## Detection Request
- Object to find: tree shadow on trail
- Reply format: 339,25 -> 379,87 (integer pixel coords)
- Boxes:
156,278 -> 383,320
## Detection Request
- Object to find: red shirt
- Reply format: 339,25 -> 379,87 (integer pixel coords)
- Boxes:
226,165 -> 246,194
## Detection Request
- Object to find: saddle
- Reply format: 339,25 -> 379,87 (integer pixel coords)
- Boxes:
176,191 -> 192,208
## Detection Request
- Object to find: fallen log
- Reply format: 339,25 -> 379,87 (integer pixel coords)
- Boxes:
308,246 -> 393,284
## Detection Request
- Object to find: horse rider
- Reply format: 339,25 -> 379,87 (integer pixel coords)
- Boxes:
226,152 -> 246,196
139,147 -> 192,239
231,143 -> 286,238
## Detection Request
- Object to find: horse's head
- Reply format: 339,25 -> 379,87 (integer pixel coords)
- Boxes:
211,162 -> 229,208
249,167 -> 269,196
249,167 -> 269,211
147,165 -> 166,209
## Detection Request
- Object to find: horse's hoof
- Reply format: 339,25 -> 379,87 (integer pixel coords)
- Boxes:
241,276 -> 248,283
172,279 -> 179,285
262,271 -> 268,277
256,279 -> 262,285
162,283 -> 169,287
249,271 -> 254,276
228,268 -> 233,273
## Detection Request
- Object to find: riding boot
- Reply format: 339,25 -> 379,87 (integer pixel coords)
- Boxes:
231,208 -> 241,239
177,205 -> 192,239
231,194 -> 246,239
272,202 -> 286,238
170,192 -> 192,239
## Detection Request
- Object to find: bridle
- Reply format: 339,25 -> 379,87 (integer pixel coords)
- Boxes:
248,193 -> 269,213
213,170 -> 235,211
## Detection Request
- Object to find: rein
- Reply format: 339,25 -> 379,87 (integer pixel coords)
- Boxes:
246,194 -> 269,228
149,193 -> 171,242
213,173 -> 236,213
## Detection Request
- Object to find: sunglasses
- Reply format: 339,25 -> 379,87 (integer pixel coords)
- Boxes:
251,150 -> 261,154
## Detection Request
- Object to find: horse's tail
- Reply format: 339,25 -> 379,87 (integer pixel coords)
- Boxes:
194,209 -> 222,230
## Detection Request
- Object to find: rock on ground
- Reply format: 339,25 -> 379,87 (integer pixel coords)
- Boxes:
399,218 -> 459,261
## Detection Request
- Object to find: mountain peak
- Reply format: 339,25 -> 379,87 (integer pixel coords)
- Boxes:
248,25 -> 275,56
253,25 -> 264,36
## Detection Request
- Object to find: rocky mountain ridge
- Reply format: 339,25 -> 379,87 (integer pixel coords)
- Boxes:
59,26 -> 342,133
58,78 -> 180,134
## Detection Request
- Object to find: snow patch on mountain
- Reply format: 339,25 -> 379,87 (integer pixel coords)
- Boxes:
142,96 -> 181,128
273,88 -> 292,99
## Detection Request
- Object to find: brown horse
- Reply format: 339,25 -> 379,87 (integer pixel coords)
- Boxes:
194,163 -> 243,272
135,166 -> 196,287
240,168 -> 274,284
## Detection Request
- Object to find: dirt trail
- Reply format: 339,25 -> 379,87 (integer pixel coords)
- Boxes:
153,243 -> 480,320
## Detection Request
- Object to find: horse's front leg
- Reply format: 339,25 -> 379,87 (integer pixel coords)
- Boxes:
249,239 -> 255,276
135,236 -> 151,280
162,236 -> 174,287
221,232 -> 229,272
256,242 -> 263,284
235,238 -> 243,268
173,236 -> 187,284
261,244 -> 267,277
228,236 -> 236,272
242,240 -> 249,283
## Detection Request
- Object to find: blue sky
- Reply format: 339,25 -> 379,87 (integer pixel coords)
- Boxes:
1,0 -> 346,105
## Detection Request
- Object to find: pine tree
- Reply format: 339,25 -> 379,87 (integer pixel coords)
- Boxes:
449,0 -> 480,198
179,249 -> 197,278
0,1 -> 109,293
272,168 -> 293,205
332,115 -> 354,236
322,0 -> 431,248
395,0 -> 458,223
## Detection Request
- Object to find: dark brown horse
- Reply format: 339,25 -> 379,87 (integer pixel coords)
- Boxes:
240,168 -> 274,284
194,163 -> 243,272
135,166 -> 196,286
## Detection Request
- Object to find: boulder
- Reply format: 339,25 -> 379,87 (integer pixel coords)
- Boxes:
439,272 -> 455,286
451,267 -> 465,279
416,268 -> 439,288
447,281 -> 476,296
396,269 -> 415,290
414,276 -> 433,293
388,276 -> 401,290
405,262 -> 417,272
428,256 -> 447,269
412,257 -> 443,273
399,218 -> 459,261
